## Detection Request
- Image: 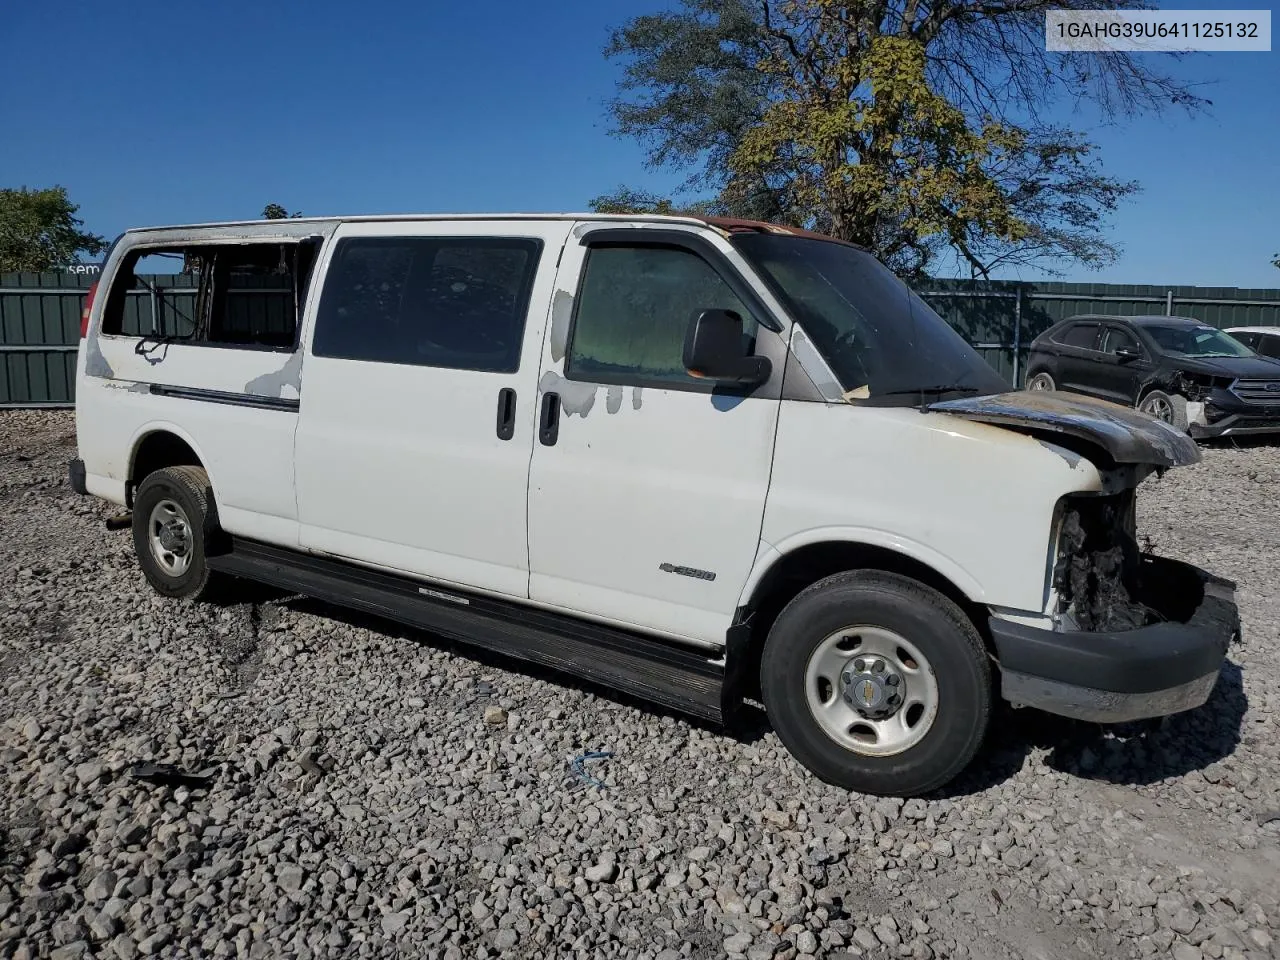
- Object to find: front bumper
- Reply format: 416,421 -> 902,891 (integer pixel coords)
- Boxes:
990,556 -> 1239,723
1190,413 -> 1280,439
1188,389 -> 1280,438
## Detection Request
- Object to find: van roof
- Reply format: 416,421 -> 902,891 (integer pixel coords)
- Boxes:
122,212 -> 847,244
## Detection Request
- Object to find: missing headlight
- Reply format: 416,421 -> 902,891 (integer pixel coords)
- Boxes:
1170,370 -> 1231,402
1052,491 -> 1152,631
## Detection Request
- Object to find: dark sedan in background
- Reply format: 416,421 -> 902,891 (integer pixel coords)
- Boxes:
1024,314 -> 1280,438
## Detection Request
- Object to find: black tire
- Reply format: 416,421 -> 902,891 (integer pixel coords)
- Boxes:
131,466 -> 227,601
1137,389 -> 1189,432
760,570 -> 992,797
1025,370 -> 1055,391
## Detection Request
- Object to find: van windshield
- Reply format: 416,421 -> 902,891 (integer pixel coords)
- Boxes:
732,234 -> 1008,401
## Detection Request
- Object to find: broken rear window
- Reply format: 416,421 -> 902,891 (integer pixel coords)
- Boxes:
101,241 -> 317,350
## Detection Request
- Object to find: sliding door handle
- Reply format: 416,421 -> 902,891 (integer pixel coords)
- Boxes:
539,391 -> 560,446
496,387 -> 516,440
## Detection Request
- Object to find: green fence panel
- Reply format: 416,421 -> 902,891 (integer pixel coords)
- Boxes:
2,270 -> 1278,406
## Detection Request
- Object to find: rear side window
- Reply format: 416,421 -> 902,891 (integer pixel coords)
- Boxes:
566,244 -> 757,387
312,237 -> 542,373
1056,323 -> 1100,350
101,249 -> 204,339
100,241 -> 316,350
1258,334 -> 1280,359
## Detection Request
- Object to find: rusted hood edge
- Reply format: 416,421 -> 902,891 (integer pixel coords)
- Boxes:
928,390 -> 1201,468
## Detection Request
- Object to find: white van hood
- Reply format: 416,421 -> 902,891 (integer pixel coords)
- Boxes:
928,390 -> 1201,468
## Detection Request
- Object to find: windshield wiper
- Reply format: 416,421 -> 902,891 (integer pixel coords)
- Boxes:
879,385 -> 983,396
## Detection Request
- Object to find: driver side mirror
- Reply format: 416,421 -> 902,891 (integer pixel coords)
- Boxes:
1115,345 -> 1142,362
683,309 -> 771,386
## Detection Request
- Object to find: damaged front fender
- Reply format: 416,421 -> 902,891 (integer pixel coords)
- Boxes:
929,391 -> 1200,468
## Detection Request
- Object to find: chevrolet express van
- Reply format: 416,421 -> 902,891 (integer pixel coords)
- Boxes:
70,213 -> 1240,796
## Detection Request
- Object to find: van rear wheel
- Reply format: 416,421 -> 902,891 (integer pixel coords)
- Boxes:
760,571 -> 991,797
131,466 -> 227,601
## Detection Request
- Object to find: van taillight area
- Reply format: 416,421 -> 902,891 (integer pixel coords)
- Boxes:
79,280 -> 98,338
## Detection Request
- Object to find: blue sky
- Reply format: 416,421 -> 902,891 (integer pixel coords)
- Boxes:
2,0 -> 1276,286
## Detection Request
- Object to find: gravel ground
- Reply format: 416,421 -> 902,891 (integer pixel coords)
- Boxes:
1,409 -> 1278,960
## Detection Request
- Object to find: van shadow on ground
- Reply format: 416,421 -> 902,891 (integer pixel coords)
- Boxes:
941,658 -> 1247,798
259,594 -> 774,748
225,591 -> 1247,798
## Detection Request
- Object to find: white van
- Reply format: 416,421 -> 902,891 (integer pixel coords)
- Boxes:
70,213 -> 1239,796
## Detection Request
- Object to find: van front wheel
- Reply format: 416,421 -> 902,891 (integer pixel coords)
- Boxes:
131,466 -> 226,601
760,571 -> 991,797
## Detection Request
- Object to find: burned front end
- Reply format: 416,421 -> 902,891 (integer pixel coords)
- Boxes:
928,387 -> 1241,723
989,488 -> 1240,723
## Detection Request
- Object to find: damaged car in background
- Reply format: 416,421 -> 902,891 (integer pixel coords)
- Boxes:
1025,313 -> 1280,438
72,213 -> 1240,798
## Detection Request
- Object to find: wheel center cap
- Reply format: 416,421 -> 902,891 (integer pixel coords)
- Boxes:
841,657 -> 904,719
848,672 -> 888,710
159,523 -> 186,553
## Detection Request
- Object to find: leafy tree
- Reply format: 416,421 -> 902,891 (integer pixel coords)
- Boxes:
261,203 -> 302,220
603,1 -> 1203,278
588,187 -> 718,216
0,186 -> 107,272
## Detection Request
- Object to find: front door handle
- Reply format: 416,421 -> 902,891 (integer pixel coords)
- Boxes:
539,391 -> 560,446
496,387 -> 516,441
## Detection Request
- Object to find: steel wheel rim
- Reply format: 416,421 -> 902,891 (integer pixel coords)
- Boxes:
148,499 -> 193,577
1028,375 -> 1051,391
804,626 -> 940,757
1142,396 -> 1172,422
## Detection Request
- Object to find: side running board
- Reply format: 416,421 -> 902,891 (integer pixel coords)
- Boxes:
208,538 -> 734,724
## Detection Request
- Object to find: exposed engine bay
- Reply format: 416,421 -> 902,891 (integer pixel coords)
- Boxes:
1052,490 -> 1211,633
926,388 -> 1221,633
1053,492 -> 1148,631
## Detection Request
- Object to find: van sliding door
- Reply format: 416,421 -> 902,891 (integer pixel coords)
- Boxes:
293,220 -> 573,599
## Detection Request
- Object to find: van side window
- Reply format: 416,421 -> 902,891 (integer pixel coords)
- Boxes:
207,245 -> 304,349
566,245 -> 757,387
312,237 -> 543,373
100,242 -> 314,350
101,248 -> 205,338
